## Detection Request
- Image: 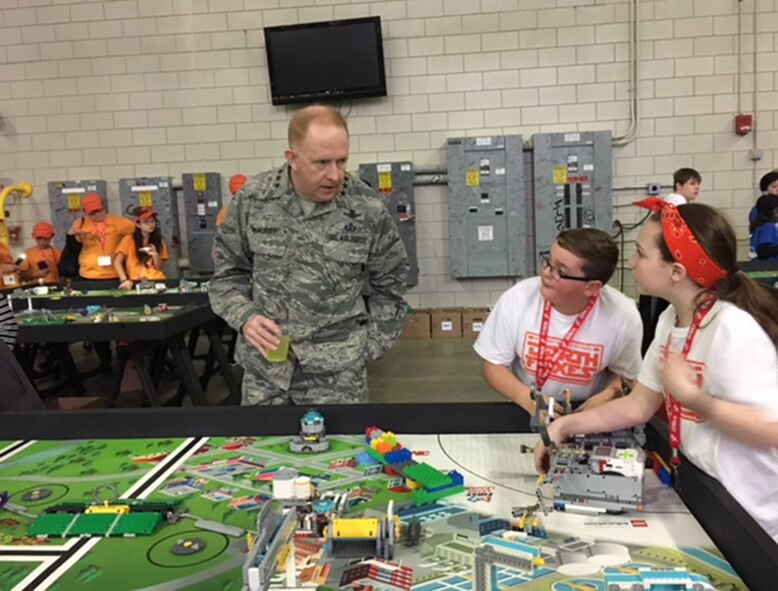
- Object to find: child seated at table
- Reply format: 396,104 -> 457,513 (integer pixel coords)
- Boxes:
749,194 -> 778,261
20,222 -> 61,284
114,207 -> 169,290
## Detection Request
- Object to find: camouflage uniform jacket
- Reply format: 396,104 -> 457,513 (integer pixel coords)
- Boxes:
209,164 -> 409,390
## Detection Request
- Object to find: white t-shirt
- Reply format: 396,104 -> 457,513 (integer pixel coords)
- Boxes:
639,300 -> 778,542
474,277 -> 643,403
664,192 -> 687,206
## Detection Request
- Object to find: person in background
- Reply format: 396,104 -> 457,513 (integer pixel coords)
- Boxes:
210,105 -> 409,406
0,240 -> 20,348
20,222 -> 61,284
535,200 -> 778,543
749,170 -> 778,225
0,240 -> 22,291
749,194 -> 778,261
69,193 -> 135,281
664,167 -> 701,205
474,228 -> 642,416
114,207 -> 169,290
216,174 -> 248,227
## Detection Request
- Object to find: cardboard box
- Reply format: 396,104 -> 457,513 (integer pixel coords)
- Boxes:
45,396 -> 110,411
462,308 -> 490,338
401,308 -> 431,339
431,308 -> 463,338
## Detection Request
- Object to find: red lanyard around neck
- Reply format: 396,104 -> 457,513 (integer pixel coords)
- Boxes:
535,295 -> 599,390
664,295 -> 716,465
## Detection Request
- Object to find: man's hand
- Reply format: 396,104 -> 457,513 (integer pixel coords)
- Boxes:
0,263 -> 18,274
661,351 -> 708,414
242,314 -> 283,359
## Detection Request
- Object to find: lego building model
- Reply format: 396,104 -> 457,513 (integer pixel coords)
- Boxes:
28,499 -> 182,538
605,567 -> 716,590
289,409 -> 331,453
531,389 -> 646,513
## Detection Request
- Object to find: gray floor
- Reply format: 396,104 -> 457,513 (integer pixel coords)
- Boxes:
35,336 -> 502,407
367,338 -> 501,404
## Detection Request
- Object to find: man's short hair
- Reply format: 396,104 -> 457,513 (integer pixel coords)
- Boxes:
555,228 -> 618,284
288,105 -> 349,147
673,167 -> 701,190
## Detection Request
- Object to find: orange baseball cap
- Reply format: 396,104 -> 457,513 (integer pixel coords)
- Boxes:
82,193 -> 104,214
32,221 -> 55,239
134,207 -> 159,222
229,174 -> 248,195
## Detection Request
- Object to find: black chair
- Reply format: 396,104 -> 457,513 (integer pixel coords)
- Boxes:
0,340 -> 45,411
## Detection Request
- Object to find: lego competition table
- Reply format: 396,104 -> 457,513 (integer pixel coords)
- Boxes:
7,278 -> 211,312
0,404 -> 774,591
13,300 -> 239,407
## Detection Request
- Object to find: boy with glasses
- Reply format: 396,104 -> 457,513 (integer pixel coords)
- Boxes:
474,228 -> 642,415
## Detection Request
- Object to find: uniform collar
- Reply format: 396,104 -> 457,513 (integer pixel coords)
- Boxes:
274,163 -> 341,219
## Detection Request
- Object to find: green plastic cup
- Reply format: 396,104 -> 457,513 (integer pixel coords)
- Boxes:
266,335 -> 290,363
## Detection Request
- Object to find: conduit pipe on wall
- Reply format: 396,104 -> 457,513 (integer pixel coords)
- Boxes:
613,0 -> 640,147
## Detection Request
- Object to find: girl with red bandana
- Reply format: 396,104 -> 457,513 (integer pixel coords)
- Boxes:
535,201 -> 778,543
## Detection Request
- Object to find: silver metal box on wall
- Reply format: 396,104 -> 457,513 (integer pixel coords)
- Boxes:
532,131 -> 613,258
118,176 -> 180,278
182,172 -> 223,276
446,135 -> 527,278
357,162 -> 419,287
47,180 -> 108,250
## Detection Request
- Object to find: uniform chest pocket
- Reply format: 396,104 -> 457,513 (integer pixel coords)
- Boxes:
249,227 -> 288,261
323,236 -> 370,265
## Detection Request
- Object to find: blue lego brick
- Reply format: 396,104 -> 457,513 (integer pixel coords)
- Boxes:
385,448 -> 413,465
356,451 -> 380,466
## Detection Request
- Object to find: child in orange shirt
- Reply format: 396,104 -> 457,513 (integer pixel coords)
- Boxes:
0,241 -> 22,291
71,193 -> 135,280
114,207 -> 169,290
21,222 -> 61,284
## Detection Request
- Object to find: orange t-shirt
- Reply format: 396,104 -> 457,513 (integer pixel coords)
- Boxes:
0,242 -> 21,290
116,234 -> 169,281
73,215 -> 135,279
21,246 -> 62,284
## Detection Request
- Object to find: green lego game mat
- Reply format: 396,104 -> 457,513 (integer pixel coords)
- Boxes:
14,306 -> 186,326
0,433 -> 748,591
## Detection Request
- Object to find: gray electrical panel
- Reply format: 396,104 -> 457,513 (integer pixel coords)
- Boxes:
446,135 -> 527,278
47,179 -> 108,250
182,172 -> 223,276
358,162 -> 419,287
118,176 -> 180,278
532,131 -> 613,259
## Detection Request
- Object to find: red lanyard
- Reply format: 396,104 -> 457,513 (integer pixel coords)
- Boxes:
93,221 -> 109,253
664,296 -> 716,465
535,295 -> 599,390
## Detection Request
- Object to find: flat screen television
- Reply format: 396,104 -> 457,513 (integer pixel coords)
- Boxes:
264,16 -> 387,106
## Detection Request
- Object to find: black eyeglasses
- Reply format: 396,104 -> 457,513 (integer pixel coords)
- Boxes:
540,253 -> 596,282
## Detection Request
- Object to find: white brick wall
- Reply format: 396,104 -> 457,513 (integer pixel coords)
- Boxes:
1,0 -> 776,307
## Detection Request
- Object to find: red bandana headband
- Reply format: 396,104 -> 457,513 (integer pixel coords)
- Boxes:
634,197 -> 728,289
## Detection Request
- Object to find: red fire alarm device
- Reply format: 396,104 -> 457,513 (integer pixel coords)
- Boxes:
735,113 -> 753,136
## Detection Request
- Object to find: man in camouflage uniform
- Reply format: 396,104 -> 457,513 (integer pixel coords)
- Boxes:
209,105 -> 409,405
